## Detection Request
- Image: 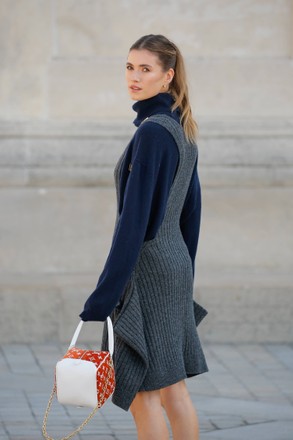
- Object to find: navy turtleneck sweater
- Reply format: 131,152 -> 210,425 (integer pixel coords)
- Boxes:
80,93 -> 201,322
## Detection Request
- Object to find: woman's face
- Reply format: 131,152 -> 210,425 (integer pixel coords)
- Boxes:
126,49 -> 174,101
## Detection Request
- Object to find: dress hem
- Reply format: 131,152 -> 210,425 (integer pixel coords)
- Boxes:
138,367 -> 209,393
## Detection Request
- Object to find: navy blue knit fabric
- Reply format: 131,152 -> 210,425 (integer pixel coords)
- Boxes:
80,93 -> 201,322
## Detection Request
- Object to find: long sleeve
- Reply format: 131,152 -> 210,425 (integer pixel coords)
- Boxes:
180,159 -> 201,276
80,123 -> 178,321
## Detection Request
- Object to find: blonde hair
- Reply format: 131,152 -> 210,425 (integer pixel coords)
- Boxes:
130,34 -> 198,143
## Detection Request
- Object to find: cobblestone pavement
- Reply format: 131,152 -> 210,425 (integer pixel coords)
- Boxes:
0,342 -> 293,439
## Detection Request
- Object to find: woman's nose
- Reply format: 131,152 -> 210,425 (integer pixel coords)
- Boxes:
131,70 -> 141,82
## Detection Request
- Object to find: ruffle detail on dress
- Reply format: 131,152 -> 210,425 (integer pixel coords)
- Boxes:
102,278 -> 149,411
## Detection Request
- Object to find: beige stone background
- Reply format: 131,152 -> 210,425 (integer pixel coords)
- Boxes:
0,0 -> 292,343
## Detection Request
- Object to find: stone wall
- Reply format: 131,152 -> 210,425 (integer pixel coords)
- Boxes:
0,0 -> 292,343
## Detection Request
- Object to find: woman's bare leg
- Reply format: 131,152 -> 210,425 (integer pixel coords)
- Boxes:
160,380 -> 199,440
130,389 -> 169,440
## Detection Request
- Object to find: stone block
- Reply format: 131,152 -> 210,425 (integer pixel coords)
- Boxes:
0,273 -> 106,343
0,187 -> 116,273
0,0 -> 51,66
48,59 -> 131,120
55,0 -> 292,58
197,277 -> 293,343
172,0 -> 292,58
193,186 -> 293,343
0,0 -> 51,119
198,121 -> 293,166
0,66 -> 48,119
0,279 -> 60,343
198,187 -> 293,270
0,120 -> 133,186
186,58 -> 293,117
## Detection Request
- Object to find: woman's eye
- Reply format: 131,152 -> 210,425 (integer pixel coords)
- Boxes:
126,65 -> 150,72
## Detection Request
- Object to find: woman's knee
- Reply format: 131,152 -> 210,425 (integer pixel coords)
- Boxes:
160,380 -> 193,415
130,390 -> 162,418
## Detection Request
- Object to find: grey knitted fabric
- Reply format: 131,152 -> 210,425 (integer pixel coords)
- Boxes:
102,114 -> 208,411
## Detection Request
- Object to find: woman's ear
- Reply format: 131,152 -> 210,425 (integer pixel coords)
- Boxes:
166,68 -> 175,84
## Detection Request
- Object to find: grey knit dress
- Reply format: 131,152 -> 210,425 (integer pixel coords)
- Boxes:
102,114 -> 208,411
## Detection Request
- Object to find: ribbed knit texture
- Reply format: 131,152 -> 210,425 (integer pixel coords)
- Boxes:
102,114 -> 208,411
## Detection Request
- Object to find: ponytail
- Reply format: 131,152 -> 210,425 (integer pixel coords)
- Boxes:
169,48 -> 198,143
130,34 -> 198,143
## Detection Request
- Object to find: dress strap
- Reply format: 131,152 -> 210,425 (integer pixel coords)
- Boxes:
143,115 -> 198,223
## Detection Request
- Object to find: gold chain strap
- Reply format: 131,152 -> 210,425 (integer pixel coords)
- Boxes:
42,360 -> 114,440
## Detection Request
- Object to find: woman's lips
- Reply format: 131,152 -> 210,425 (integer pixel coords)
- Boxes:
129,85 -> 142,92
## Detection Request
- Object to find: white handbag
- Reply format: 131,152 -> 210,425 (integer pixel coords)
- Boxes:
42,318 -> 115,440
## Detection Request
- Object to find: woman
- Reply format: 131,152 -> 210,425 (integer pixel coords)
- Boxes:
80,34 -> 208,440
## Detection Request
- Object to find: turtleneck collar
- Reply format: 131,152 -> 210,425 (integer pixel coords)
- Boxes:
132,93 -> 180,127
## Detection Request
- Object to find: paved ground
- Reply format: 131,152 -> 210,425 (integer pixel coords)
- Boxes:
0,341 -> 293,440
